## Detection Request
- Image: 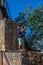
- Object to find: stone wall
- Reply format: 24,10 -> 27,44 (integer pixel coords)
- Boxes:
0,20 -> 17,51
0,20 -> 5,51
0,20 -> 43,65
22,50 -> 43,65
0,51 -> 43,65
5,20 -> 17,51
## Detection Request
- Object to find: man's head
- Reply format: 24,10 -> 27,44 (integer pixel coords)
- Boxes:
17,25 -> 20,29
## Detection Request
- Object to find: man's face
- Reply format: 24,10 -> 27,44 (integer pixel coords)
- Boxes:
17,26 -> 20,29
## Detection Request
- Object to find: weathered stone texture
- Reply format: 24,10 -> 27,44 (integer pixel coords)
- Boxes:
0,20 -> 17,51
0,52 -> 2,65
0,20 -> 5,51
0,50 -> 43,65
5,20 -> 17,51
3,52 -> 22,65
22,51 -> 43,65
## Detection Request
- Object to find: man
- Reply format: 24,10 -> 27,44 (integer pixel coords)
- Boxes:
17,24 -> 25,50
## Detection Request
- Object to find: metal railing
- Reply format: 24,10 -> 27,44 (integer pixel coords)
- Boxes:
3,0 -> 12,19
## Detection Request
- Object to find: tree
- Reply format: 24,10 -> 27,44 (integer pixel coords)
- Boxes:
15,5 -> 43,50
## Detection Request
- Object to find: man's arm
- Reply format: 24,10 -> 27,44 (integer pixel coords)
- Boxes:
20,26 -> 25,32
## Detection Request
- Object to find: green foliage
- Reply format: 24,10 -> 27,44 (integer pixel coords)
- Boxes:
15,5 -> 43,50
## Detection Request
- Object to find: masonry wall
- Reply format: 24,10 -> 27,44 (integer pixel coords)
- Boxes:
5,20 -> 17,51
0,20 -> 43,65
0,51 -> 43,65
0,20 -> 17,51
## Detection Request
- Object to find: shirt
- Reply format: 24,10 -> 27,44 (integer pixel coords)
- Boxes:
17,29 -> 24,38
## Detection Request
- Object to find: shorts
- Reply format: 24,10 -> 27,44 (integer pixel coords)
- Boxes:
18,38 -> 24,45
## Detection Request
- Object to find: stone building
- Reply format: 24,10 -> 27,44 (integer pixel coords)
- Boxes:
0,0 -> 18,51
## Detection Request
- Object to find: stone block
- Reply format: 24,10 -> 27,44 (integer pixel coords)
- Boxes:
3,51 -> 22,65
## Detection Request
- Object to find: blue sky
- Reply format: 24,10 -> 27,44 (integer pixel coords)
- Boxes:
6,0 -> 43,19
5,0 -> 43,48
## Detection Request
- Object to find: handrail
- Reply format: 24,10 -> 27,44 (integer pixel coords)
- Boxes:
3,0 -> 12,19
